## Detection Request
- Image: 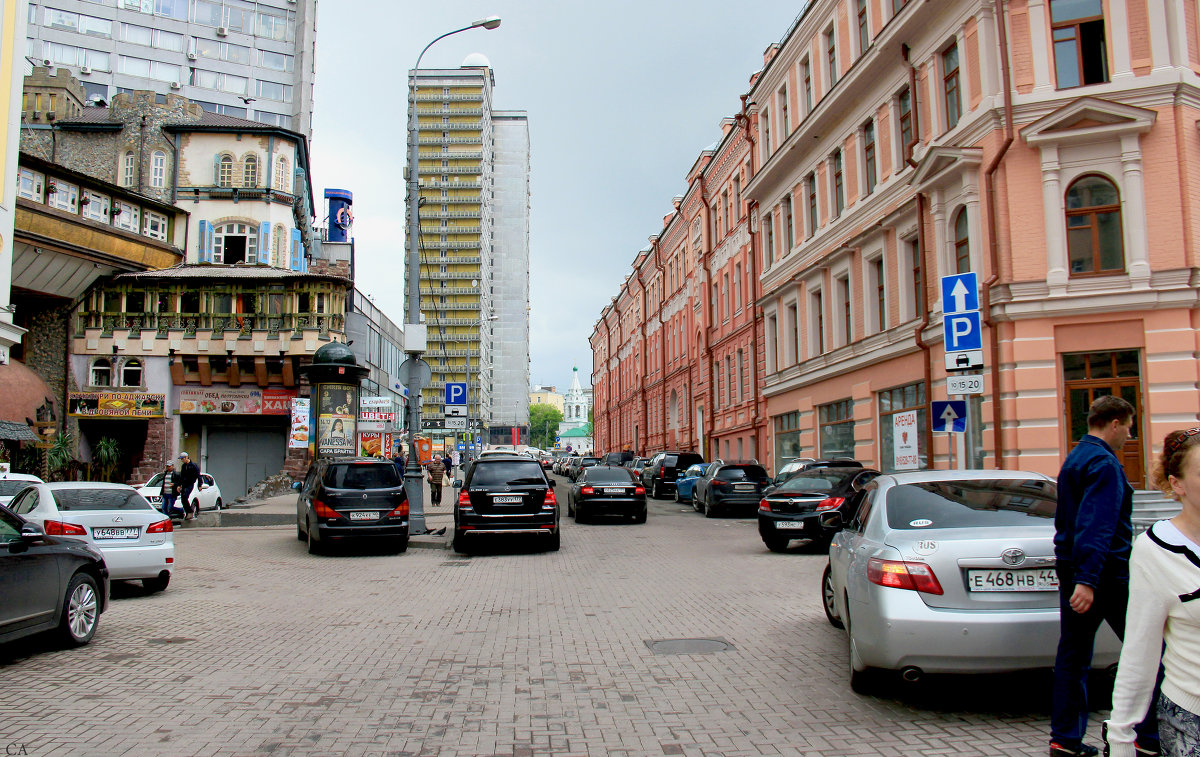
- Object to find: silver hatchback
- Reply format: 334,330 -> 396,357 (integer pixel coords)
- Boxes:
823,469 -> 1120,692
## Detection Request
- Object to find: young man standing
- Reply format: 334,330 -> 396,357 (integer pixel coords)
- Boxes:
159,460 -> 181,518
178,452 -> 202,520
1050,395 -> 1159,757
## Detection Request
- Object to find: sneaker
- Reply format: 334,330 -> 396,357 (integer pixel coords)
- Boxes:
1135,741 -> 1162,756
1049,743 -> 1099,757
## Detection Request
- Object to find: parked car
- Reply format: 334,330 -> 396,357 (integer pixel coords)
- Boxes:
295,457 -> 409,555
137,472 -> 223,513
555,456 -> 578,477
673,463 -> 716,503
822,469 -> 1121,693
625,457 -> 650,474
758,467 -> 880,552
692,461 -> 772,517
0,503 -> 109,647
567,456 -> 600,482
641,451 -> 705,498
0,472 -> 43,506
537,454 -> 554,471
8,482 -> 174,593
773,458 -> 862,485
452,454 -> 559,553
567,466 -> 646,523
601,451 -> 635,467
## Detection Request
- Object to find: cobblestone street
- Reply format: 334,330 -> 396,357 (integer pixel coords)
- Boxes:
0,489 -> 1088,756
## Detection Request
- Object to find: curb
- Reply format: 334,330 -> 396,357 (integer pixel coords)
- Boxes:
171,511 -> 448,550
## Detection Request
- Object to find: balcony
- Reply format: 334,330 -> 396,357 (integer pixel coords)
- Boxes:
416,122 -> 482,131
420,240 -> 481,250
417,165 -> 483,175
419,152 -> 483,162
422,210 -> 482,220
76,310 -> 344,339
420,226 -> 481,235
424,286 -> 481,295
418,179 -> 481,189
426,317 -> 483,325
413,93 -> 484,102
415,108 -> 483,116
418,136 -> 483,145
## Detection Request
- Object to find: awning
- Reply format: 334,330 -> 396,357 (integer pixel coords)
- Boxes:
0,420 -> 38,442
0,359 -> 58,425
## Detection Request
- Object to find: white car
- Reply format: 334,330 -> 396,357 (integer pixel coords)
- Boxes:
0,472 -> 43,506
8,482 -> 174,592
137,473 -> 223,512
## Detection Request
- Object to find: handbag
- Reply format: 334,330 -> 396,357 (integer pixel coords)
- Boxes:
442,473 -> 451,487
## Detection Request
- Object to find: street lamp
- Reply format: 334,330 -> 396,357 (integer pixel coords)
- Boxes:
405,15 -> 501,534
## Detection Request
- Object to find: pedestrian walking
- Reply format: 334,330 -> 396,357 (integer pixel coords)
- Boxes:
159,460 -> 182,518
442,453 -> 453,481
426,455 -> 445,506
1050,395 -> 1159,757
178,452 -> 202,520
1104,427 -> 1200,757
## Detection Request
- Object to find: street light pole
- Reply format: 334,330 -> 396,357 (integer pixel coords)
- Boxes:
405,15 -> 500,533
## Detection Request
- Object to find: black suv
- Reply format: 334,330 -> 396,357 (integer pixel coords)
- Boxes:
641,451 -> 704,498
601,451 -> 635,467
295,457 -> 409,555
452,454 -> 560,553
691,461 -> 771,517
758,466 -> 879,552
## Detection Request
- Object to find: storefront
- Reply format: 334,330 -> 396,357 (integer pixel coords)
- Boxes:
67,390 -> 167,482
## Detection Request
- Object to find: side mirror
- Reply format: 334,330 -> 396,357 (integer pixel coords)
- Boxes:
20,522 -> 46,542
292,481 -> 302,491
548,480 -> 556,489
818,511 -> 844,530
452,479 -> 462,488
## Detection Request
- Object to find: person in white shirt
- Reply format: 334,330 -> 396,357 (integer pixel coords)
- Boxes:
1104,427 -> 1200,757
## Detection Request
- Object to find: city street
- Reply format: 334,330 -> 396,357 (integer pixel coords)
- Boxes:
0,474 -> 1092,757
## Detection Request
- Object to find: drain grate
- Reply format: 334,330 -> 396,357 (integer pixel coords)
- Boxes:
439,562 -> 469,567
147,637 -> 195,645
645,637 -> 734,655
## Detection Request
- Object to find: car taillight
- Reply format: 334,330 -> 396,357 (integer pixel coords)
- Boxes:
816,496 -> 845,511
45,520 -> 86,536
147,518 -> 173,533
457,489 -> 472,508
712,478 -> 728,485
867,558 -> 944,595
759,498 -> 772,512
313,498 -> 342,519
386,500 -> 409,518
634,486 -> 645,495
543,489 -> 557,508
580,486 -> 594,495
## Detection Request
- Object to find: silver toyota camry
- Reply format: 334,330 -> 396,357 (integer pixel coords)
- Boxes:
822,469 -> 1121,692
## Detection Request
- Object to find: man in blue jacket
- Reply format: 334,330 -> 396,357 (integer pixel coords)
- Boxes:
1050,395 -> 1158,757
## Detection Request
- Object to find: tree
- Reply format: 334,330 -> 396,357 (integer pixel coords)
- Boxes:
528,404 -> 563,451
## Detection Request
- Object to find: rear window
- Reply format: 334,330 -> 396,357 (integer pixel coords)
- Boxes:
583,467 -> 636,483
469,461 -> 546,487
718,465 -> 769,481
674,454 -> 703,469
580,457 -> 600,465
51,488 -> 153,511
0,480 -> 34,497
324,463 -> 401,490
776,472 -> 843,493
886,479 -> 1057,530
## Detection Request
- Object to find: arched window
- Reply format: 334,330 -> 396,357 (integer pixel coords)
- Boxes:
150,151 -> 166,188
121,358 -> 142,387
214,222 -> 258,264
954,208 -> 970,273
90,358 -> 111,387
275,156 -> 290,192
217,155 -> 233,187
122,151 -> 136,187
243,155 -> 258,187
1066,175 -> 1123,274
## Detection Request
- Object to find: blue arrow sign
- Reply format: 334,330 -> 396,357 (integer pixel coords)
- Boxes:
940,273 -> 979,315
944,311 -> 983,352
444,382 -> 467,406
931,400 -> 967,433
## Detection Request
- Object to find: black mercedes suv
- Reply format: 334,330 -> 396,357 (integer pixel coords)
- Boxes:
453,454 -> 559,553
295,457 -> 409,555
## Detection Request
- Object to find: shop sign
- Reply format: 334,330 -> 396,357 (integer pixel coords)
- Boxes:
316,383 -> 357,457
358,396 -> 394,431
893,410 -> 920,471
178,387 -> 295,415
357,431 -> 393,458
289,398 -> 311,449
69,391 -> 165,418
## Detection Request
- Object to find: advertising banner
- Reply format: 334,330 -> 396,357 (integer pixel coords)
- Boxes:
178,387 -> 294,415
316,383 -> 357,457
358,396 -> 395,432
68,392 -> 165,418
893,410 -> 920,470
289,398 -> 311,449
357,431 -> 392,458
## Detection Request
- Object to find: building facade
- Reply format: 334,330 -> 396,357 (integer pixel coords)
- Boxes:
529,385 -> 564,414
24,0 -> 316,135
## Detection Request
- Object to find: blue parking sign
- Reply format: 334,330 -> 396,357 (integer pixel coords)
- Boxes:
444,382 -> 467,406
940,273 -> 979,315
943,311 -> 982,352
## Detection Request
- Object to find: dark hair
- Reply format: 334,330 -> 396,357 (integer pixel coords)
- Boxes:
1153,428 -> 1200,497
1087,395 -> 1134,429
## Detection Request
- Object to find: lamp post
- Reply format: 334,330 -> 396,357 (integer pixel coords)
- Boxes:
405,15 -> 501,533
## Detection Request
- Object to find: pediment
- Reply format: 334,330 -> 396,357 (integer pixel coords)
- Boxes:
910,146 -> 984,192
1021,97 -> 1156,146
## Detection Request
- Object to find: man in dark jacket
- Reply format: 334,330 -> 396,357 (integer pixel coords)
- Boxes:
178,452 -> 202,520
1050,395 -> 1158,757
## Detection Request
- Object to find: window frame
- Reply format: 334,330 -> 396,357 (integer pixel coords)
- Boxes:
150,150 -> 166,188
942,42 -> 961,130
863,120 -> 877,195
818,398 -> 855,459
1064,173 -> 1125,276
954,208 -> 971,273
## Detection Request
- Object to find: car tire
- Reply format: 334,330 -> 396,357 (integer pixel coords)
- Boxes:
846,600 -> 872,695
58,572 -> 100,647
306,522 -> 323,555
763,535 -> 790,553
547,530 -> 561,552
143,572 -> 170,593
567,498 -> 575,518
652,481 -> 661,499
703,494 -> 717,518
632,509 -> 647,524
822,564 -> 843,629
452,530 -> 471,554
575,502 -> 587,524
297,523 -> 306,541
391,536 -> 408,554
215,498 -> 224,510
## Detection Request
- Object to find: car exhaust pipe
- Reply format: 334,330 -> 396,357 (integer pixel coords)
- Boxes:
900,666 -> 923,683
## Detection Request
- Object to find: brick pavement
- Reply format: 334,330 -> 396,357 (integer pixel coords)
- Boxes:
0,480 -> 1103,756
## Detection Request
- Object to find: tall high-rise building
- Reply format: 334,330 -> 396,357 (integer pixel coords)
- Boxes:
407,55 -> 530,443
23,0 -> 317,136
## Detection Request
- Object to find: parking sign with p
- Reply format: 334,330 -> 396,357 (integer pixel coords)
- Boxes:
445,382 -> 467,406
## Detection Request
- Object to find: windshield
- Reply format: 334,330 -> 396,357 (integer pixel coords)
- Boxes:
145,473 -> 163,487
51,488 -> 154,511
886,479 -> 1057,529
324,464 -> 401,490
583,468 -> 636,483
469,461 -> 546,487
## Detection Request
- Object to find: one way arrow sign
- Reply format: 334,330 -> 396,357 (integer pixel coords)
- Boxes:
931,400 -> 967,433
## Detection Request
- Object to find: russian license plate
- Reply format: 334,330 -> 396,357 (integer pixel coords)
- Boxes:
349,511 -> 379,521
736,484 -> 756,490
775,521 -> 805,529
492,496 -> 522,504
93,527 -> 139,539
603,488 -> 625,494
967,568 -> 1058,592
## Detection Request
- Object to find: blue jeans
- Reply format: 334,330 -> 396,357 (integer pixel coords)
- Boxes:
161,493 -> 180,517
1051,565 -> 1159,747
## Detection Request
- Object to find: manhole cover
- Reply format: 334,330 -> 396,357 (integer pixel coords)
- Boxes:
645,638 -> 734,655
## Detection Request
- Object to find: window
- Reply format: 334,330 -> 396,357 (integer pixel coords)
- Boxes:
214,222 -> 258,264
898,87 -> 913,162
221,74 -> 248,95
121,359 -> 142,387
46,179 -> 79,213
260,50 -> 294,72
255,80 -> 292,103
732,175 -> 741,218
112,201 -> 139,232
832,151 -> 845,217
863,121 -> 877,195
243,155 -> 258,187
734,264 -> 742,312
1051,0 -> 1108,88
1065,175 -> 1124,274
90,358 -> 112,387
16,168 -> 43,201
838,276 -> 852,345
217,155 -> 233,187
781,194 -> 794,253
761,108 -> 771,160
954,208 -> 970,273
150,150 -> 166,188
908,237 -> 923,319
857,0 -> 869,54
764,211 -> 775,268
722,273 -> 730,321
806,173 -> 819,236
82,189 -> 110,222
801,58 -> 813,113
943,43 -> 961,129
155,0 -> 189,20
257,11 -> 289,41
774,411 -> 803,465
275,156 -> 290,192
826,26 -> 838,87
722,190 -> 730,234
786,304 -> 799,364
738,349 -> 746,401
778,85 -> 789,135
143,211 -> 167,241
811,289 -> 825,354
818,399 -> 854,458
122,151 -> 136,187
878,382 -> 927,471
893,0 -> 910,13
192,0 -> 221,26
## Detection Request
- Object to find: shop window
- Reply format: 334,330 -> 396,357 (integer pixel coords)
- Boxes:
954,208 -> 971,273
818,399 -> 855,458
1051,0 -> 1108,88
878,382 -> 928,471
1065,175 -> 1123,275
121,358 -> 142,387
217,155 -> 233,187
90,358 -> 112,387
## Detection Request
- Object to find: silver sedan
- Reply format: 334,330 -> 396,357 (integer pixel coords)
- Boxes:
822,469 -> 1120,692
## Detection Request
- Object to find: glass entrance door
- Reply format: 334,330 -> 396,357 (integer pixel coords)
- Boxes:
1063,350 -> 1143,486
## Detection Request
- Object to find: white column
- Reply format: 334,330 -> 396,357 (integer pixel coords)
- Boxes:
1027,0 -> 1055,92
1108,0 -> 1134,79
1040,145 -> 1068,291
966,197 -> 984,275
976,1 -> 1000,104
928,189 -> 947,309
1147,0 -> 1173,71
1120,133 -> 1152,286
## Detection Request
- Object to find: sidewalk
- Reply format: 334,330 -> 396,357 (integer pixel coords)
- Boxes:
175,477 -> 454,550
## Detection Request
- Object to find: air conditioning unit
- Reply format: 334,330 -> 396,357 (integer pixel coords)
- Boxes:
216,26 -> 228,36
186,52 -> 197,60
41,58 -> 51,67
170,81 -> 181,89
80,65 -> 92,75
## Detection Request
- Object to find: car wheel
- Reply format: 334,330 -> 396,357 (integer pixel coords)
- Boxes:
763,535 -> 790,553
58,573 -> 100,646
673,488 -> 681,503
215,497 -> 224,510
652,481 -> 661,499
547,529 -> 561,552
822,565 -> 843,629
452,530 -> 471,554
143,572 -> 170,593
703,494 -> 717,518
846,599 -> 872,694
391,536 -> 408,554
297,523 -> 306,541
691,493 -> 702,513
575,502 -> 587,524
632,509 -> 647,524
306,522 -> 322,555
567,498 -> 575,518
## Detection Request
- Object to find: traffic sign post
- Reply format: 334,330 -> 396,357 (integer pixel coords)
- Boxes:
932,400 -> 967,433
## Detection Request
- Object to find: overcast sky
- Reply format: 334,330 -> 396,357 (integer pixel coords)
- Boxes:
309,1 -> 804,397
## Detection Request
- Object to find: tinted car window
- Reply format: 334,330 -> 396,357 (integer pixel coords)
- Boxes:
470,461 -> 546,486
324,464 -> 401,490
663,454 -> 678,467
0,506 -> 20,542
0,480 -> 32,497
583,468 -> 636,483
718,465 -> 769,481
683,464 -> 705,477
776,473 -> 842,493
886,479 -> 1057,530
51,488 -> 152,511
144,473 -> 163,487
